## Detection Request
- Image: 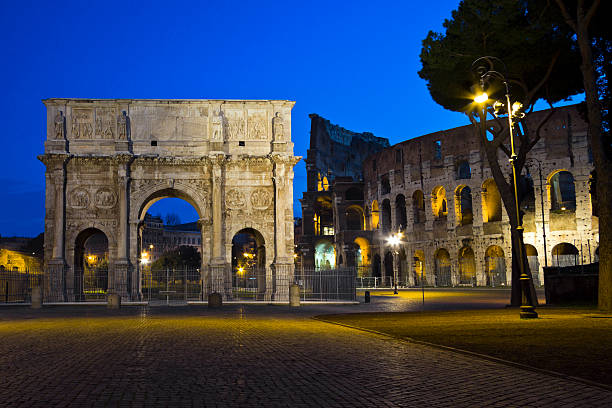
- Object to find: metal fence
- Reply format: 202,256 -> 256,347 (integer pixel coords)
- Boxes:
0,269 -> 43,303
295,268 -> 356,301
74,268 -> 108,301
356,276 -> 392,288
141,268 -> 203,303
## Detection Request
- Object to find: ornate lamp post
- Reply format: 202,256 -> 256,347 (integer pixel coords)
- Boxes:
471,56 -> 538,319
387,229 -> 403,294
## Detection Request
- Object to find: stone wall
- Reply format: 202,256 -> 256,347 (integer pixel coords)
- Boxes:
362,105 -> 597,287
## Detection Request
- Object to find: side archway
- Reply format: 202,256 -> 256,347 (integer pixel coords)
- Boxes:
434,248 -> 451,287
458,246 -> 476,285
484,245 -> 505,287
73,228 -> 109,300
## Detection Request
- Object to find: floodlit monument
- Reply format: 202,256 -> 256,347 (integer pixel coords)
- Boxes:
40,99 -> 300,301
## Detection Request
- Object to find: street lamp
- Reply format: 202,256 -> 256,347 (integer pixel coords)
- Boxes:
472,56 -> 538,319
387,229 -> 403,294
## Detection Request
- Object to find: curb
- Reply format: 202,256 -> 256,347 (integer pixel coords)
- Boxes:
312,316 -> 612,393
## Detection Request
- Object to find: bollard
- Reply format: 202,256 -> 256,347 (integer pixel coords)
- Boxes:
208,292 -> 222,308
289,284 -> 300,307
107,294 -> 121,309
31,287 -> 42,309
364,290 -> 370,303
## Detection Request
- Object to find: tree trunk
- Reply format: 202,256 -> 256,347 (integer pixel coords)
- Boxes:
574,20 -> 612,311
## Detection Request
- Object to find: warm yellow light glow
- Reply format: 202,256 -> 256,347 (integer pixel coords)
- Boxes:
87,255 -> 96,263
141,258 -> 149,265
387,235 -> 400,246
149,244 -> 154,250
141,251 -> 149,260
237,266 -> 245,275
474,92 -> 488,104
293,253 -> 298,259
561,206 -> 566,211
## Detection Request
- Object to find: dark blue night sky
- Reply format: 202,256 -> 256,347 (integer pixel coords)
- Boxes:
0,0 -> 579,237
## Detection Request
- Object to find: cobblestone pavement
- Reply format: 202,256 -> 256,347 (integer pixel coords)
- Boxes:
1,305 -> 610,407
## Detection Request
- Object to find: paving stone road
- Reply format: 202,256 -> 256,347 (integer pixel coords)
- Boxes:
0,304 -> 610,407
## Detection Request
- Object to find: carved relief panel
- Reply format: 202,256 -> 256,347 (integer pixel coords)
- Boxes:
223,111 -> 245,141
95,108 -> 117,139
247,111 -> 267,140
71,109 -> 93,139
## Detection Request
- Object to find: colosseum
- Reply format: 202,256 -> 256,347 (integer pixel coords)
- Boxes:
299,104 -> 598,288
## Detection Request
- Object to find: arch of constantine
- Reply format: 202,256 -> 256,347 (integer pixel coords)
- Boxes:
40,99 -> 299,301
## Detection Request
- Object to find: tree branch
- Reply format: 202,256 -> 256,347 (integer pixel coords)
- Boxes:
525,50 -> 561,106
583,0 -> 601,27
554,0 -> 578,32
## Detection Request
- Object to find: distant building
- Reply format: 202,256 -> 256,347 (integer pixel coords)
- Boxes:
298,114 -> 389,272
0,249 -> 41,271
298,105 -> 599,287
365,105 -> 597,286
141,213 -> 201,261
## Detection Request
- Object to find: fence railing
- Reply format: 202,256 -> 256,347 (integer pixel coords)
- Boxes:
294,268 -> 356,301
0,269 -> 43,303
141,267 -> 203,302
74,268 -> 108,301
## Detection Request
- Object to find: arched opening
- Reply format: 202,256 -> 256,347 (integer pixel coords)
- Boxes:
371,200 -> 380,229
314,195 -> 333,235
381,199 -> 392,232
231,228 -> 266,300
482,179 -> 502,222
456,160 -> 471,179
484,245 -> 505,287
315,240 -> 335,270
414,250 -> 425,286
138,193 -> 202,302
552,243 -> 579,267
434,248 -> 451,287
432,186 -> 447,218
458,246 -> 476,285
345,187 -> 363,201
354,237 -> 370,269
345,205 -> 365,231
395,194 -> 407,230
381,175 -> 391,195
455,185 -> 473,226
412,190 -> 425,224
525,244 -> 540,286
372,253 -> 382,278
549,170 -> 576,211
384,251 -> 394,285
74,228 -> 109,301
317,173 -> 329,191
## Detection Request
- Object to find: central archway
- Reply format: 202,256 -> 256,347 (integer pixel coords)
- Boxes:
135,188 -> 206,303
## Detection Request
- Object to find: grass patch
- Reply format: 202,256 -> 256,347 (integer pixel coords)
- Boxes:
319,308 -> 612,386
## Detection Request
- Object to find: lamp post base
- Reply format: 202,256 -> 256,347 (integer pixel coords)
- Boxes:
520,305 -> 538,319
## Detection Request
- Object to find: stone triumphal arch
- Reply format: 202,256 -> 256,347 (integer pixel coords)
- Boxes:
40,99 -> 299,301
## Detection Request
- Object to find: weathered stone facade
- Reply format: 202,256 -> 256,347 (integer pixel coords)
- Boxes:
298,114 -> 389,271
363,105 -> 598,287
40,99 -> 299,301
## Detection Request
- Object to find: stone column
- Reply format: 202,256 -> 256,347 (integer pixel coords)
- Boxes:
389,198 -> 397,232
198,218 -> 211,297
47,157 -> 68,302
272,156 -> 292,301
209,155 -> 227,297
115,159 -> 131,299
